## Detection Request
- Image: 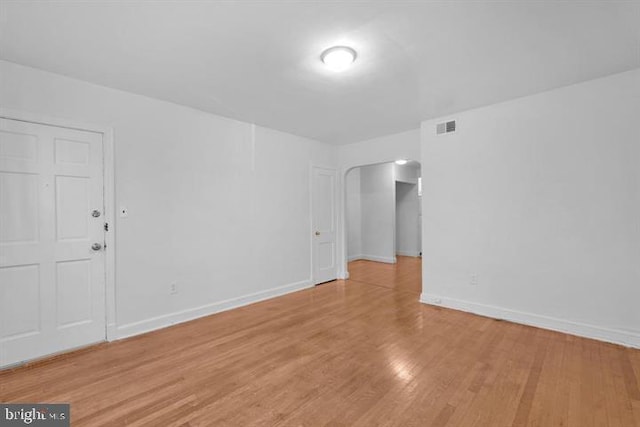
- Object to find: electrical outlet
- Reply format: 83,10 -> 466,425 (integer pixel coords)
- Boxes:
470,275 -> 478,286
170,282 -> 178,295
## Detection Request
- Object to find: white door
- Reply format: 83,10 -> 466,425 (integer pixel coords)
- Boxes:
0,118 -> 106,367
312,166 -> 337,285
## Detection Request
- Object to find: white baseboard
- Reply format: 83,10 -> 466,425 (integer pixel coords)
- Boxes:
420,293 -> 640,349
348,254 -> 396,264
115,279 -> 313,340
359,255 -> 397,264
106,323 -> 118,341
396,250 -> 420,257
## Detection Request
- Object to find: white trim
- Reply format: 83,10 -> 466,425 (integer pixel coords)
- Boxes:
308,163 -> 315,284
0,107 -> 110,136
391,165 -> 397,257
310,164 -> 339,285
0,340 -> 105,371
115,279 -> 313,340
420,293 -> 640,349
359,255 -> 397,264
103,129 -> 117,341
347,254 -> 398,263
0,107 -> 117,343
396,250 -> 420,257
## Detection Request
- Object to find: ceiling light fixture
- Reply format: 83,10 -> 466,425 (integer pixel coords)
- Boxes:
321,46 -> 357,72
395,159 -> 408,165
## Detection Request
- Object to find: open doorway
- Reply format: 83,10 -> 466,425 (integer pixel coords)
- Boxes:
344,161 -> 422,293
395,161 -> 421,258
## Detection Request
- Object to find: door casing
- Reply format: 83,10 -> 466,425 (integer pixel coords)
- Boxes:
0,107 -> 117,344
310,164 -> 338,285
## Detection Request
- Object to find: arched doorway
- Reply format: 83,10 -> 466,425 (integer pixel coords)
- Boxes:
342,160 -> 422,293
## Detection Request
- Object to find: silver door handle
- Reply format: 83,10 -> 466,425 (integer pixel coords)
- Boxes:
91,243 -> 103,251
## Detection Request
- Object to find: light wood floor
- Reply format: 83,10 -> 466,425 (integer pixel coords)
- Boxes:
1,256 -> 639,426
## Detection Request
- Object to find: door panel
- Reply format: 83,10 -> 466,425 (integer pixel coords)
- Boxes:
0,265 -> 40,339
0,130 -> 39,171
56,176 -> 90,240
0,172 -> 39,243
54,138 -> 90,165
56,259 -> 92,327
312,167 -> 337,285
0,118 -> 105,368
318,242 -> 334,270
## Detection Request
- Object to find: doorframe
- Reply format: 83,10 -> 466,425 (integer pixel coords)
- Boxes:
309,164 -> 338,285
0,107 -> 117,342
339,160 -> 421,280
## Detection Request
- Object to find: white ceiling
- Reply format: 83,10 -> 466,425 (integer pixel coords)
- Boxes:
1,1 -> 638,144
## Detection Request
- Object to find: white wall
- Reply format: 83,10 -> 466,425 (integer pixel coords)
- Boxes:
420,68 -> 640,348
0,60 -> 336,338
395,182 -> 420,257
360,163 -> 396,263
338,129 -> 420,171
394,162 -> 420,184
346,168 -> 362,260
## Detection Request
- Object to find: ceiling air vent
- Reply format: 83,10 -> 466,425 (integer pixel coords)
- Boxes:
436,120 -> 456,135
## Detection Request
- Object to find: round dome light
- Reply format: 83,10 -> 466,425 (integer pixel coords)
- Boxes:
395,159 -> 408,165
321,46 -> 357,72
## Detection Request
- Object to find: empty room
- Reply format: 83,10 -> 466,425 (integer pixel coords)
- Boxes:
0,1 -> 639,426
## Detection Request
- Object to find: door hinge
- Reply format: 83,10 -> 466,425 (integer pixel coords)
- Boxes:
104,222 -> 109,232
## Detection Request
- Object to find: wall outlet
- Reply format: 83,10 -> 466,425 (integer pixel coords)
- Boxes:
170,282 -> 178,295
470,275 -> 478,286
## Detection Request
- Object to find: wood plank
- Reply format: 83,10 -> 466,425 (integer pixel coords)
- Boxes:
0,256 -> 638,426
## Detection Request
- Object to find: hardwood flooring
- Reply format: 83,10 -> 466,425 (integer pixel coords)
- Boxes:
1,256 -> 639,426
347,256 -> 422,294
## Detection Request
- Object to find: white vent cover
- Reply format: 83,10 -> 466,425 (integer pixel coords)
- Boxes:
436,120 -> 456,135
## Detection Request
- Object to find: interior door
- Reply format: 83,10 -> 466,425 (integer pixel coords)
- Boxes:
0,118 -> 106,368
312,166 -> 337,285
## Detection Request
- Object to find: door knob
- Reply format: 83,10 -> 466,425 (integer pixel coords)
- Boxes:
315,231 -> 320,236
91,243 -> 103,251
91,209 -> 101,218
